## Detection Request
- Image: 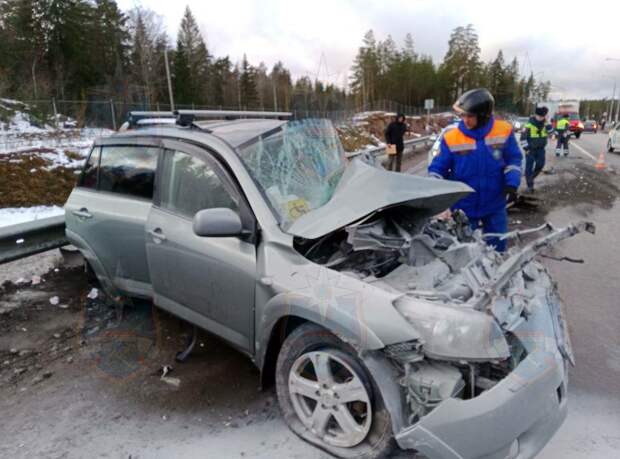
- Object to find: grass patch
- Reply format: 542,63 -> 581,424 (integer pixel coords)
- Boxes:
0,150 -> 80,207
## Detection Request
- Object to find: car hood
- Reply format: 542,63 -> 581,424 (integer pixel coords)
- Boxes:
285,159 -> 473,239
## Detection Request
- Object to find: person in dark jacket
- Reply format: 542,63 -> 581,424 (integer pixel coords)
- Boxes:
428,88 -> 522,252
520,106 -> 552,193
384,113 -> 408,171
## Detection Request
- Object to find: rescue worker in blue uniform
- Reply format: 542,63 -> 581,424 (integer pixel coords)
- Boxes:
428,88 -> 522,252
521,106 -> 552,193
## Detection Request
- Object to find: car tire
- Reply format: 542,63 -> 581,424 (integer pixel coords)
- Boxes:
275,323 -> 395,459
575,132 -> 581,139
608,140 -> 615,153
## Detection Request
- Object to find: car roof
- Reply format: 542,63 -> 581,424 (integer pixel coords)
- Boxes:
196,119 -> 287,148
111,118 -> 287,149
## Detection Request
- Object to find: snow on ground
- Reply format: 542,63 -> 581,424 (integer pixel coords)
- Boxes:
0,206 -> 65,228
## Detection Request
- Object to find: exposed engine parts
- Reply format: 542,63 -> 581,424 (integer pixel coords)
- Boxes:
294,206 -> 594,429
402,362 -> 465,424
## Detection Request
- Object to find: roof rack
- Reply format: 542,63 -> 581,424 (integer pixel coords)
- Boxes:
174,110 -> 293,126
126,109 -> 293,129
126,111 -> 176,128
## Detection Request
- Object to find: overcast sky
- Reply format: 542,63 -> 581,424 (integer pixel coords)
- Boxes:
117,0 -> 620,100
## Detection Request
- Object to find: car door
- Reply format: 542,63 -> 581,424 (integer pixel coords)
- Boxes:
615,124 -> 620,148
65,143 -> 160,297
145,141 -> 257,352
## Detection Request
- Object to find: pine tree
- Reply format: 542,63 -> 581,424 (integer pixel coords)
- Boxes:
440,24 -> 482,99
270,61 -> 292,110
173,6 -> 210,105
239,54 -> 258,109
350,30 -> 379,107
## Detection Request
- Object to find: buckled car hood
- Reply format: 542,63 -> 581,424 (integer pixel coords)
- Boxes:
286,159 -> 473,240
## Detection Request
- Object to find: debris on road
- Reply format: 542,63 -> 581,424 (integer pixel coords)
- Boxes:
160,365 -> 181,388
31,371 -> 53,385
86,288 -> 98,300
49,296 -> 59,305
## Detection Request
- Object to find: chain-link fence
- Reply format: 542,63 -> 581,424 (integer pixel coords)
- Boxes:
7,98 -> 451,131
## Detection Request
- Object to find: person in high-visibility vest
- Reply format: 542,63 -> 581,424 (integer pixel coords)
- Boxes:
555,113 -> 571,157
521,106 -> 552,192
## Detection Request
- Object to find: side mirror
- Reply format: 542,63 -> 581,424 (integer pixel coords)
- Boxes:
193,208 -> 243,237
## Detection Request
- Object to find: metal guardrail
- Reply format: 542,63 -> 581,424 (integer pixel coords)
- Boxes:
346,136 -> 433,159
0,215 -> 68,265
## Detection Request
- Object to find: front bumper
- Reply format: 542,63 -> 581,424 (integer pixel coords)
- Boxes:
395,349 -> 567,459
394,283 -> 571,459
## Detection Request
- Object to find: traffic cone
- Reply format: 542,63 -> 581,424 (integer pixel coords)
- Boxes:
595,152 -> 607,171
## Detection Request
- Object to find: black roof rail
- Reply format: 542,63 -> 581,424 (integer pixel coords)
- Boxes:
174,109 -> 293,126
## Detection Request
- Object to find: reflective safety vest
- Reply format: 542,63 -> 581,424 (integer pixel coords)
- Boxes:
522,120 -> 549,150
525,122 -> 548,138
556,118 -> 570,130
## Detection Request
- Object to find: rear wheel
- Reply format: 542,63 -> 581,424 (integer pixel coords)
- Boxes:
608,139 -> 615,153
575,131 -> 581,139
276,323 -> 395,459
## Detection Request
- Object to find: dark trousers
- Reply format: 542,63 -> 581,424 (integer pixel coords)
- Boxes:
525,148 -> 546,188
468,207 -> 508,252
556,133 -> 569,154
386,145 -> 404,172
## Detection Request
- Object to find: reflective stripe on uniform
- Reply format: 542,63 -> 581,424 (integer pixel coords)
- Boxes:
448,143 -> 476,152
444,127 -> 476,153
428,172 -> 444,179
485,136 -> 509,145
504,165 -> 521,174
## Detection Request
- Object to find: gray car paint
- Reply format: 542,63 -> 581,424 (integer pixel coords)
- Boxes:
286,159 -> 472,239
65,122 -> 581,459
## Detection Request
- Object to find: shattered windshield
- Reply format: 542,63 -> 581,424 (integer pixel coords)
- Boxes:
238,119 -> 346,226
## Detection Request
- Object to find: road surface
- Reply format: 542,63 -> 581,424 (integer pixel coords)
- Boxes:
0,133 -> 619,458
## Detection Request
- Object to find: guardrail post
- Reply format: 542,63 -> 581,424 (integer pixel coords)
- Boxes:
52,98 -> 59,129
110,99 -> 117,131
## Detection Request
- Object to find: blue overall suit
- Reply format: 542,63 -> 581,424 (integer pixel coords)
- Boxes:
428,117 -> 522,251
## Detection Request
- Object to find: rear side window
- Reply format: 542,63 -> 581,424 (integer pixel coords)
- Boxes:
79,146 -> 101,189
98,146 -> 159,200
160,149 -> 238,218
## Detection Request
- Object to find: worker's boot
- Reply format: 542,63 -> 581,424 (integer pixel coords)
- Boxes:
555,148 -> 561,157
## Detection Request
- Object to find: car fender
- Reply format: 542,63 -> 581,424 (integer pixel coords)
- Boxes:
65,228 -> 122,300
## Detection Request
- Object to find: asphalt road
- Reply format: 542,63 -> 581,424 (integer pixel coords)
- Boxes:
535,132 -> 620,458
1,132 -> 619,459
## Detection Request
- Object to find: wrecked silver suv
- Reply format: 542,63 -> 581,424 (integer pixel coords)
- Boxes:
65,113 -> 592,459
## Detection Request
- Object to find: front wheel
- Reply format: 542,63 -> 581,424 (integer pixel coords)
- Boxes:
275,323 -> 395,459
608,140 -> 615,153
575,132 -> 581,139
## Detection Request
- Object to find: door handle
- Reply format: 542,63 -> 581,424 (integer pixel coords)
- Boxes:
72,208 -> 93,219
148,228 -> 167,242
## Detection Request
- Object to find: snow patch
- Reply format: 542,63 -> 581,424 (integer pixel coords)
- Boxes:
0,206 -> 65,228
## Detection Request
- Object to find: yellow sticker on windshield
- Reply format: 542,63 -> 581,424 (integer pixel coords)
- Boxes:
287,199 -> 310,220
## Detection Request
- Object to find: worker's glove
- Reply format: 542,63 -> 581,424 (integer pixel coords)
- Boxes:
504,186 -> 518,203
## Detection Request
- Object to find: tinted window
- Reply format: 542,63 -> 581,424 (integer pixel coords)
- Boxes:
160,150 -> 238,218
98,146 -> 158,199
79,146 -> 101,189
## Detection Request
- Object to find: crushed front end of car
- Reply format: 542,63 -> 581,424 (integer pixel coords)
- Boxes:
295,203 -> 594,459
